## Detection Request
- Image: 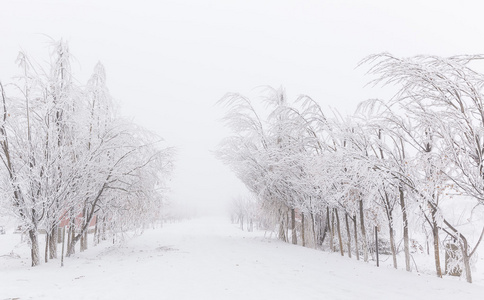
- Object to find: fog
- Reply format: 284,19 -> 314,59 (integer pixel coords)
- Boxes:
2,0 -> 484,216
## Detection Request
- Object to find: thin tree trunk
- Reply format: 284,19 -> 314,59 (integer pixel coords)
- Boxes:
80,232 -> 85,251
45,232 -> 49,263
311,212 -> 317,248
80,209 -> 87,252
383,192 -> 397,269
67,226 -> 71,255
291,208 -> 297,245
301,213 -> 306,247
329,208 -> 335,252
375,226 -> 379,267
462,250 -> 472,283
278,220 -> 286,242
83,228 -> 88,251
431,209 -> 443,278
345,212 -> 352,258
320,209 -> 329,245
94,216 -> 99,246
61,226 -> 65,267
49,225 -> 58,259
102,216 -> 107,241
458,235 -> 472,283
278,210 -> 287,242
353,216 -> 359,260
335,208 -> 344,256
399,186 -> 411,271
286,211 -> 289,242
67,223 -> 76,256
388,220 -> 397,269
359,199 -> 368,262
29,229 -> 40,267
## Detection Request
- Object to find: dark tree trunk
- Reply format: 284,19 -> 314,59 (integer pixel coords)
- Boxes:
102,216 -> 107,241
49,225 -> 58,259
431,208 -> 442,278
335,208 -> 344,256
291,208 -> 297,245
460,238 -> 472,283
45,232 -> 49,263
94,216 -> 99,246
345,212 -> 352,258
29,228 -> 40,267
278,210 -> 287,242
84,229 -> 88,251
329,208 -> 335,252
61,226 -> 66,267
399,186 -> 410,271
286,211 -> 289,241
359,199 -> 368,262
375,226 -> 379,267
353,216 -> 359,260
310,212 -> 317,248
67,223 -> 76,256
301,213 -> 306,247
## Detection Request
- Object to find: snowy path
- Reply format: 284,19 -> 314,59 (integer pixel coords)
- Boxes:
1,217 -> 483,299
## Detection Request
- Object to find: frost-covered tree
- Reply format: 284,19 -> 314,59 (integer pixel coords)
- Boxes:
0,40 -> 174,267
363,53 -> 484,283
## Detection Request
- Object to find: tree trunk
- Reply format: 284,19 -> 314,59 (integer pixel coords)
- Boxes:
67,224 -> 76,256
335,208 -> 344,256
44,232 -> 49,263
94,216 -> 99,246
359,199 -> 368,262
310,212 -> 317,248
83,228 -> 88,251
102,216 -> 107,241
462,251 -> 472,283
320,209 -> 329,245
67,226 -> 71,255
301,213 -> 306,247
61,226 -> 66,267
399,186 -> 411,271
460,237 -> 472,283
345,212 -> 352,258
286,211 -> 289,242
388,220 -> 397,269
278,210 -> 287,242
375,226 -> 379,267
49,225 -> 58,259
431,209 -> 443,278
329,208 -> 335,252
80,232 -> 85,251
353,216 -> 359,260
291,208 -> 297,245
29,229 -> 40,267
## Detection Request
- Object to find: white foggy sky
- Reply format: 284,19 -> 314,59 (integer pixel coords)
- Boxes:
2,0 -> 484,215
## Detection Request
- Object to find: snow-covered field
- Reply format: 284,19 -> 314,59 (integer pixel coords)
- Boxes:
1,217 -> 483,300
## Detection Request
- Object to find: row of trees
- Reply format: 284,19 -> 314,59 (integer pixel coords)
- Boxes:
218,53 -> 484,283
229,195 -> 259,232
0,41 -> 174,267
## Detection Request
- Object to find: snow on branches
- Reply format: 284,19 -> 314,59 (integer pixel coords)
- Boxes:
218,53 -> 484,283
0,40 -> 174,267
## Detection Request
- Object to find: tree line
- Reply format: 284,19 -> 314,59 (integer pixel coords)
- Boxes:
218,53 -> 484,283
0,40 -> 174,267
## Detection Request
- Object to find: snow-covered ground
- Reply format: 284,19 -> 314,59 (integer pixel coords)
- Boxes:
1,217 -> 483,300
